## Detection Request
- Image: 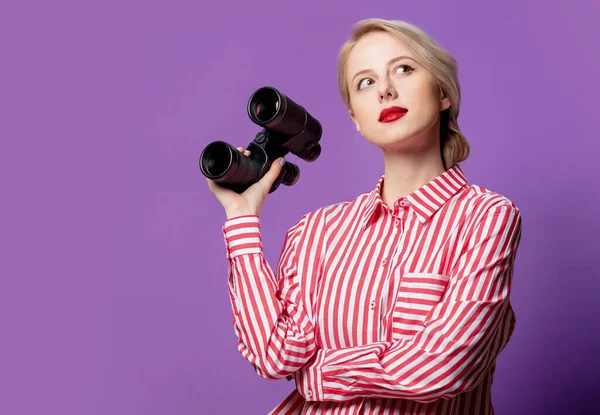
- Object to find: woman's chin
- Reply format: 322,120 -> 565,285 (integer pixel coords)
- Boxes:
366,133 -> 416,151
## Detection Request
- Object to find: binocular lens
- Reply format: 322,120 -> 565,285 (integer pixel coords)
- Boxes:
300,143 -> 321,162
280,161 -> 300,186
200,142 -> 232,178
249,88 -> 280,124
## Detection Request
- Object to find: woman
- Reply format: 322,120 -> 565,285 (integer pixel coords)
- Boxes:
207,18 -> 522,415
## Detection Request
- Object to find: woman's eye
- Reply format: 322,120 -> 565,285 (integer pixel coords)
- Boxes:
356,65 -> 415,90
395,64 -> 414,75
357,78 -> 373,90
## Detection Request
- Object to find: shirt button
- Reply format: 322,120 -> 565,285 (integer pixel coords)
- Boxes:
394,219 -> 400,227
306,390 -> 313,398
370,300 -> 376,309
382,258 -> 388,266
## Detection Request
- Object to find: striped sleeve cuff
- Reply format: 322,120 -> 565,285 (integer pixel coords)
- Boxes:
222,215 -> 262,260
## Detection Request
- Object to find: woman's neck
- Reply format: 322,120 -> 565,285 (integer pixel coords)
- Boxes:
379,143 -> 446,208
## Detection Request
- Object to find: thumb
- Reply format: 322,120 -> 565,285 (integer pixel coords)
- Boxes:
259,157 -> 285,188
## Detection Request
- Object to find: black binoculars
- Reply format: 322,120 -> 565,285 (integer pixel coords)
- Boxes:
199,86 -> 322,194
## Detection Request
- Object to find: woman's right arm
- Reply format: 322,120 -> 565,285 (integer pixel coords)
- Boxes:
207,147 -> 316,379
222,213 -> 316,380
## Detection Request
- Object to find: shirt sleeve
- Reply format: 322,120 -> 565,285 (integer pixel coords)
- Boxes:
296,203 -> 522,402
222,214 -> 316,380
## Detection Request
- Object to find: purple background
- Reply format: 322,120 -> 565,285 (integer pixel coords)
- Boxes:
1,0 -> 599,414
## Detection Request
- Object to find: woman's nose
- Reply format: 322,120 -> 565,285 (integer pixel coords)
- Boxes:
378,80 -> 397,101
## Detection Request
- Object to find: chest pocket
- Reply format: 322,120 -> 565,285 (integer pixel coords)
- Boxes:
391,272 -> 450,340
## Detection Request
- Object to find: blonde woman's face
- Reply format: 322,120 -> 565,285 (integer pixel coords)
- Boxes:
346,31 -> 450,151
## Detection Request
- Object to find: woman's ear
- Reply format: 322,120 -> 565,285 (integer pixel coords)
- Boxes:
349,109 -> 362,134
439,87 -> 451,111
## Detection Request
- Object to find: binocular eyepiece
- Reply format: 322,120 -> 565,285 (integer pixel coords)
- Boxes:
199,86 -> 322,194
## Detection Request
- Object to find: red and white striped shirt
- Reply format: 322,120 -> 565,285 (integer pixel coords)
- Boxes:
222,165 -> 522,415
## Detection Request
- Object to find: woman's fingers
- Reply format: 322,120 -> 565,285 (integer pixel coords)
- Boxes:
236,146 -> 251,156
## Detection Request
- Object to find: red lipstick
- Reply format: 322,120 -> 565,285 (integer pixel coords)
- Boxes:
379,106 -> 408,123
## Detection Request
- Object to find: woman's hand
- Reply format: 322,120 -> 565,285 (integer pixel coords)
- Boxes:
206,147 -> 285,220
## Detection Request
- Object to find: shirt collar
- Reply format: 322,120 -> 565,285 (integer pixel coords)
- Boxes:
360,164 -> 468,230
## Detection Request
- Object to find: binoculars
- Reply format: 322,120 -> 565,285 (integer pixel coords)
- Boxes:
199,86 -> 322,194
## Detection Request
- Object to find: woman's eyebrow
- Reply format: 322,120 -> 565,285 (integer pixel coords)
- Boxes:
351,56 -> 417,83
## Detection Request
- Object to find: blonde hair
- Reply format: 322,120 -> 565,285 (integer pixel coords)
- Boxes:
338,18 -> 469,169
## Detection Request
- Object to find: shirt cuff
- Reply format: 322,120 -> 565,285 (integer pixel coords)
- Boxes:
301,342 -> 394,401
222,215 -> 262,260
299,349 -> 326,401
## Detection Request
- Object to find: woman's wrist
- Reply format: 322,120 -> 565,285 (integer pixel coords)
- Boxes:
225,208 -> 256,220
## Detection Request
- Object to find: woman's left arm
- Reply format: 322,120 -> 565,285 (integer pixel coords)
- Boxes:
296,203 -> 523,402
